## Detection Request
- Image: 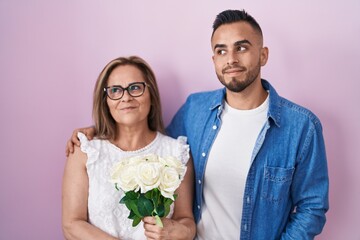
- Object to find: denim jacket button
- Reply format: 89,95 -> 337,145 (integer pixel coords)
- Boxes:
197,205 -> 200,209
198,180 -> 201,184
212,125 -> 217,130
202,152 -> 206,157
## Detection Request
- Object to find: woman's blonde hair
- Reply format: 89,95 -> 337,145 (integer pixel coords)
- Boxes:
92,56 -> 165,140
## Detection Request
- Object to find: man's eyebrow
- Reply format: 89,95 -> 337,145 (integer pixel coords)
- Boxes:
213,44 -> 226,51
213,40 -> 252,51
234,39 -> 252,46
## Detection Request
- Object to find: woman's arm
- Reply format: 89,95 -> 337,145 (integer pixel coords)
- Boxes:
143,156 -> 196,240
62,146 -> 118,240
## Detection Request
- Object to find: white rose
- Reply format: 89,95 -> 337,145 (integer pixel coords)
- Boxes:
110,161 -> 125,183
136,162 -> 162,193
159,156 -> 187,180
159,166 -> 182,200
142,154 -> 159,163
111,162 -> 139,192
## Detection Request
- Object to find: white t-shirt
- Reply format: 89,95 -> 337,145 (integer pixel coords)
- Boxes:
197,96 -> 269,240
78,132 -> 189,240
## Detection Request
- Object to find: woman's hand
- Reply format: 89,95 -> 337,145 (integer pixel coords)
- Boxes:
65,126 -> 96,156
142,156 -> 196,240
143,216 -> 192,240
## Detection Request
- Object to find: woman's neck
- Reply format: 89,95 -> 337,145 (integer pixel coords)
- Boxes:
112,125 -> 157,151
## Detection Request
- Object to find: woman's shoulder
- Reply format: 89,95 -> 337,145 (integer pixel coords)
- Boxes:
157,132 -> 188,146
155,132 -> 190,165
78,132 -> 109,150
77,132 -> 115,165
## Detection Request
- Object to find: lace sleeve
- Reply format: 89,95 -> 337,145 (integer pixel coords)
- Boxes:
176,136 -> 190,165
78,132 -> 99,165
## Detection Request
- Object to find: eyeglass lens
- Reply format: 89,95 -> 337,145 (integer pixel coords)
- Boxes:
105,82 -> 146,100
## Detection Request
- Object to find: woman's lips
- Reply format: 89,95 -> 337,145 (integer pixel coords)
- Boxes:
120,106 -> 137,112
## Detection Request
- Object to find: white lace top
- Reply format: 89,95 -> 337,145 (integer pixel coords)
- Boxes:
78,132 -> 190,240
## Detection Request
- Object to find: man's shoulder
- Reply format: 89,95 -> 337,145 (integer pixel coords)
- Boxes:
265,79 -> 322,127
277,96 -> 322,128
186,88 -> 224,104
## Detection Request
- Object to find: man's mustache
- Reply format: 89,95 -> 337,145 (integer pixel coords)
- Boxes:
222,64 -> 246,74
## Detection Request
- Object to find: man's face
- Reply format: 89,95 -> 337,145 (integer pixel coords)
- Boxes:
211,21 -> 268,93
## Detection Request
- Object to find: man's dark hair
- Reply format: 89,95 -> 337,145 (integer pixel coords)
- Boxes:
212,9 -> 263,38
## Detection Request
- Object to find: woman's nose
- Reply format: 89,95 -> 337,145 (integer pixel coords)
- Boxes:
121,90 -> 133,102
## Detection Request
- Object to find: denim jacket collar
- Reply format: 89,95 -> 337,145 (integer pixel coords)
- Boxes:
209,79 -> 281,127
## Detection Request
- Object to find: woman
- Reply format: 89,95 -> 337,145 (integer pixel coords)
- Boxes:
62,56 -> 196,240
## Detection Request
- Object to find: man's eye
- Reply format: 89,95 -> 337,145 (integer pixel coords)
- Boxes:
217,49 -> 226,55
237,46 -> 246,52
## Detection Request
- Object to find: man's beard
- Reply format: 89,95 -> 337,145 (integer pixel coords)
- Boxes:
217,61 -> 261,93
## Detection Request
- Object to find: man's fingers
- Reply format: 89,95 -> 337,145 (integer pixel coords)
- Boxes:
71,131 -> 81,146
65,140 -> 74,157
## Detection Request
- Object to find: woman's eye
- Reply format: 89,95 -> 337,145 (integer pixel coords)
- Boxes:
111,87 -> 121,93
129,85 -> 140,91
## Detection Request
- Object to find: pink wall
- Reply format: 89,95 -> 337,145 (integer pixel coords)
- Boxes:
1,1 -> 359,239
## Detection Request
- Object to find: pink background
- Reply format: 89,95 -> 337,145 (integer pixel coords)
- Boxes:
1,1 -> 359,239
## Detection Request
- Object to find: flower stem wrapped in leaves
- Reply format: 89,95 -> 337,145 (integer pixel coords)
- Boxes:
110,154 -> 186,227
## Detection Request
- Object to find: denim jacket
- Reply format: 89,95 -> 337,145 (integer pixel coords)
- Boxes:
166,79 -> 329,240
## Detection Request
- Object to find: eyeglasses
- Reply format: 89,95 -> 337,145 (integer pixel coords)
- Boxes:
104,82 -> 147,100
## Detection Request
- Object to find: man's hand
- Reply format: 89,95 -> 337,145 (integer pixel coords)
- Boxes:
65,126 -> 96,156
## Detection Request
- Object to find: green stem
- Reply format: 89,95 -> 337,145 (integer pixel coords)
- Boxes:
155,215 -> 163,228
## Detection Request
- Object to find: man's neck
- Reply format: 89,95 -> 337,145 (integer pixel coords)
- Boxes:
225,79 -> 268,110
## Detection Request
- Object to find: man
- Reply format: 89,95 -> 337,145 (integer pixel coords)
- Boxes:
67,9 -> 329,239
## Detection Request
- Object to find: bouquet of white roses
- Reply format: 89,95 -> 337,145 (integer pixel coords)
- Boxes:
110,154 -> 187,227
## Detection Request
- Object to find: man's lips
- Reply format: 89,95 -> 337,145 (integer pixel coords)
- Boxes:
222,66 -> 246,74
223,68 -> 246,75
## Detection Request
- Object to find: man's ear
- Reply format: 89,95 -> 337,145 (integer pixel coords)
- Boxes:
260,47 -> 269,66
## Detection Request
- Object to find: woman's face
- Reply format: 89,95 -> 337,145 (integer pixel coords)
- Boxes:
106,65 -> 151,129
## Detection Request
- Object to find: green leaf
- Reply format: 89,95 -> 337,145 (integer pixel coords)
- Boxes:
163,198 -> 174,217
164,197 -> 174,206
164,203 -> 170,217
144,190 -> 152,199
120,195 -> 128,204
128,210 -> 136,220
156,205 -> 165,217
126,191 -> 139,200
132,215 -> 142,227
137,195 -> 154,216
129,200 -> 142,217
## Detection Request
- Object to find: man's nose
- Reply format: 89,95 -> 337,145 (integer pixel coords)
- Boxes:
227,52 -> 239,65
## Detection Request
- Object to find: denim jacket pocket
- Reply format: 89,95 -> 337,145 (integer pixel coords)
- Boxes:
261,166 -> 295,203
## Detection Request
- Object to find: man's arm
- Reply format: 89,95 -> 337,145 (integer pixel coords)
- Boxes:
166,99 -> 189,139
281,121 -> 329,239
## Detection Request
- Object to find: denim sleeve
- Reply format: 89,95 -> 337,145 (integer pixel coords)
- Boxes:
281,121 -> 329,239
166,98 -> 188,139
